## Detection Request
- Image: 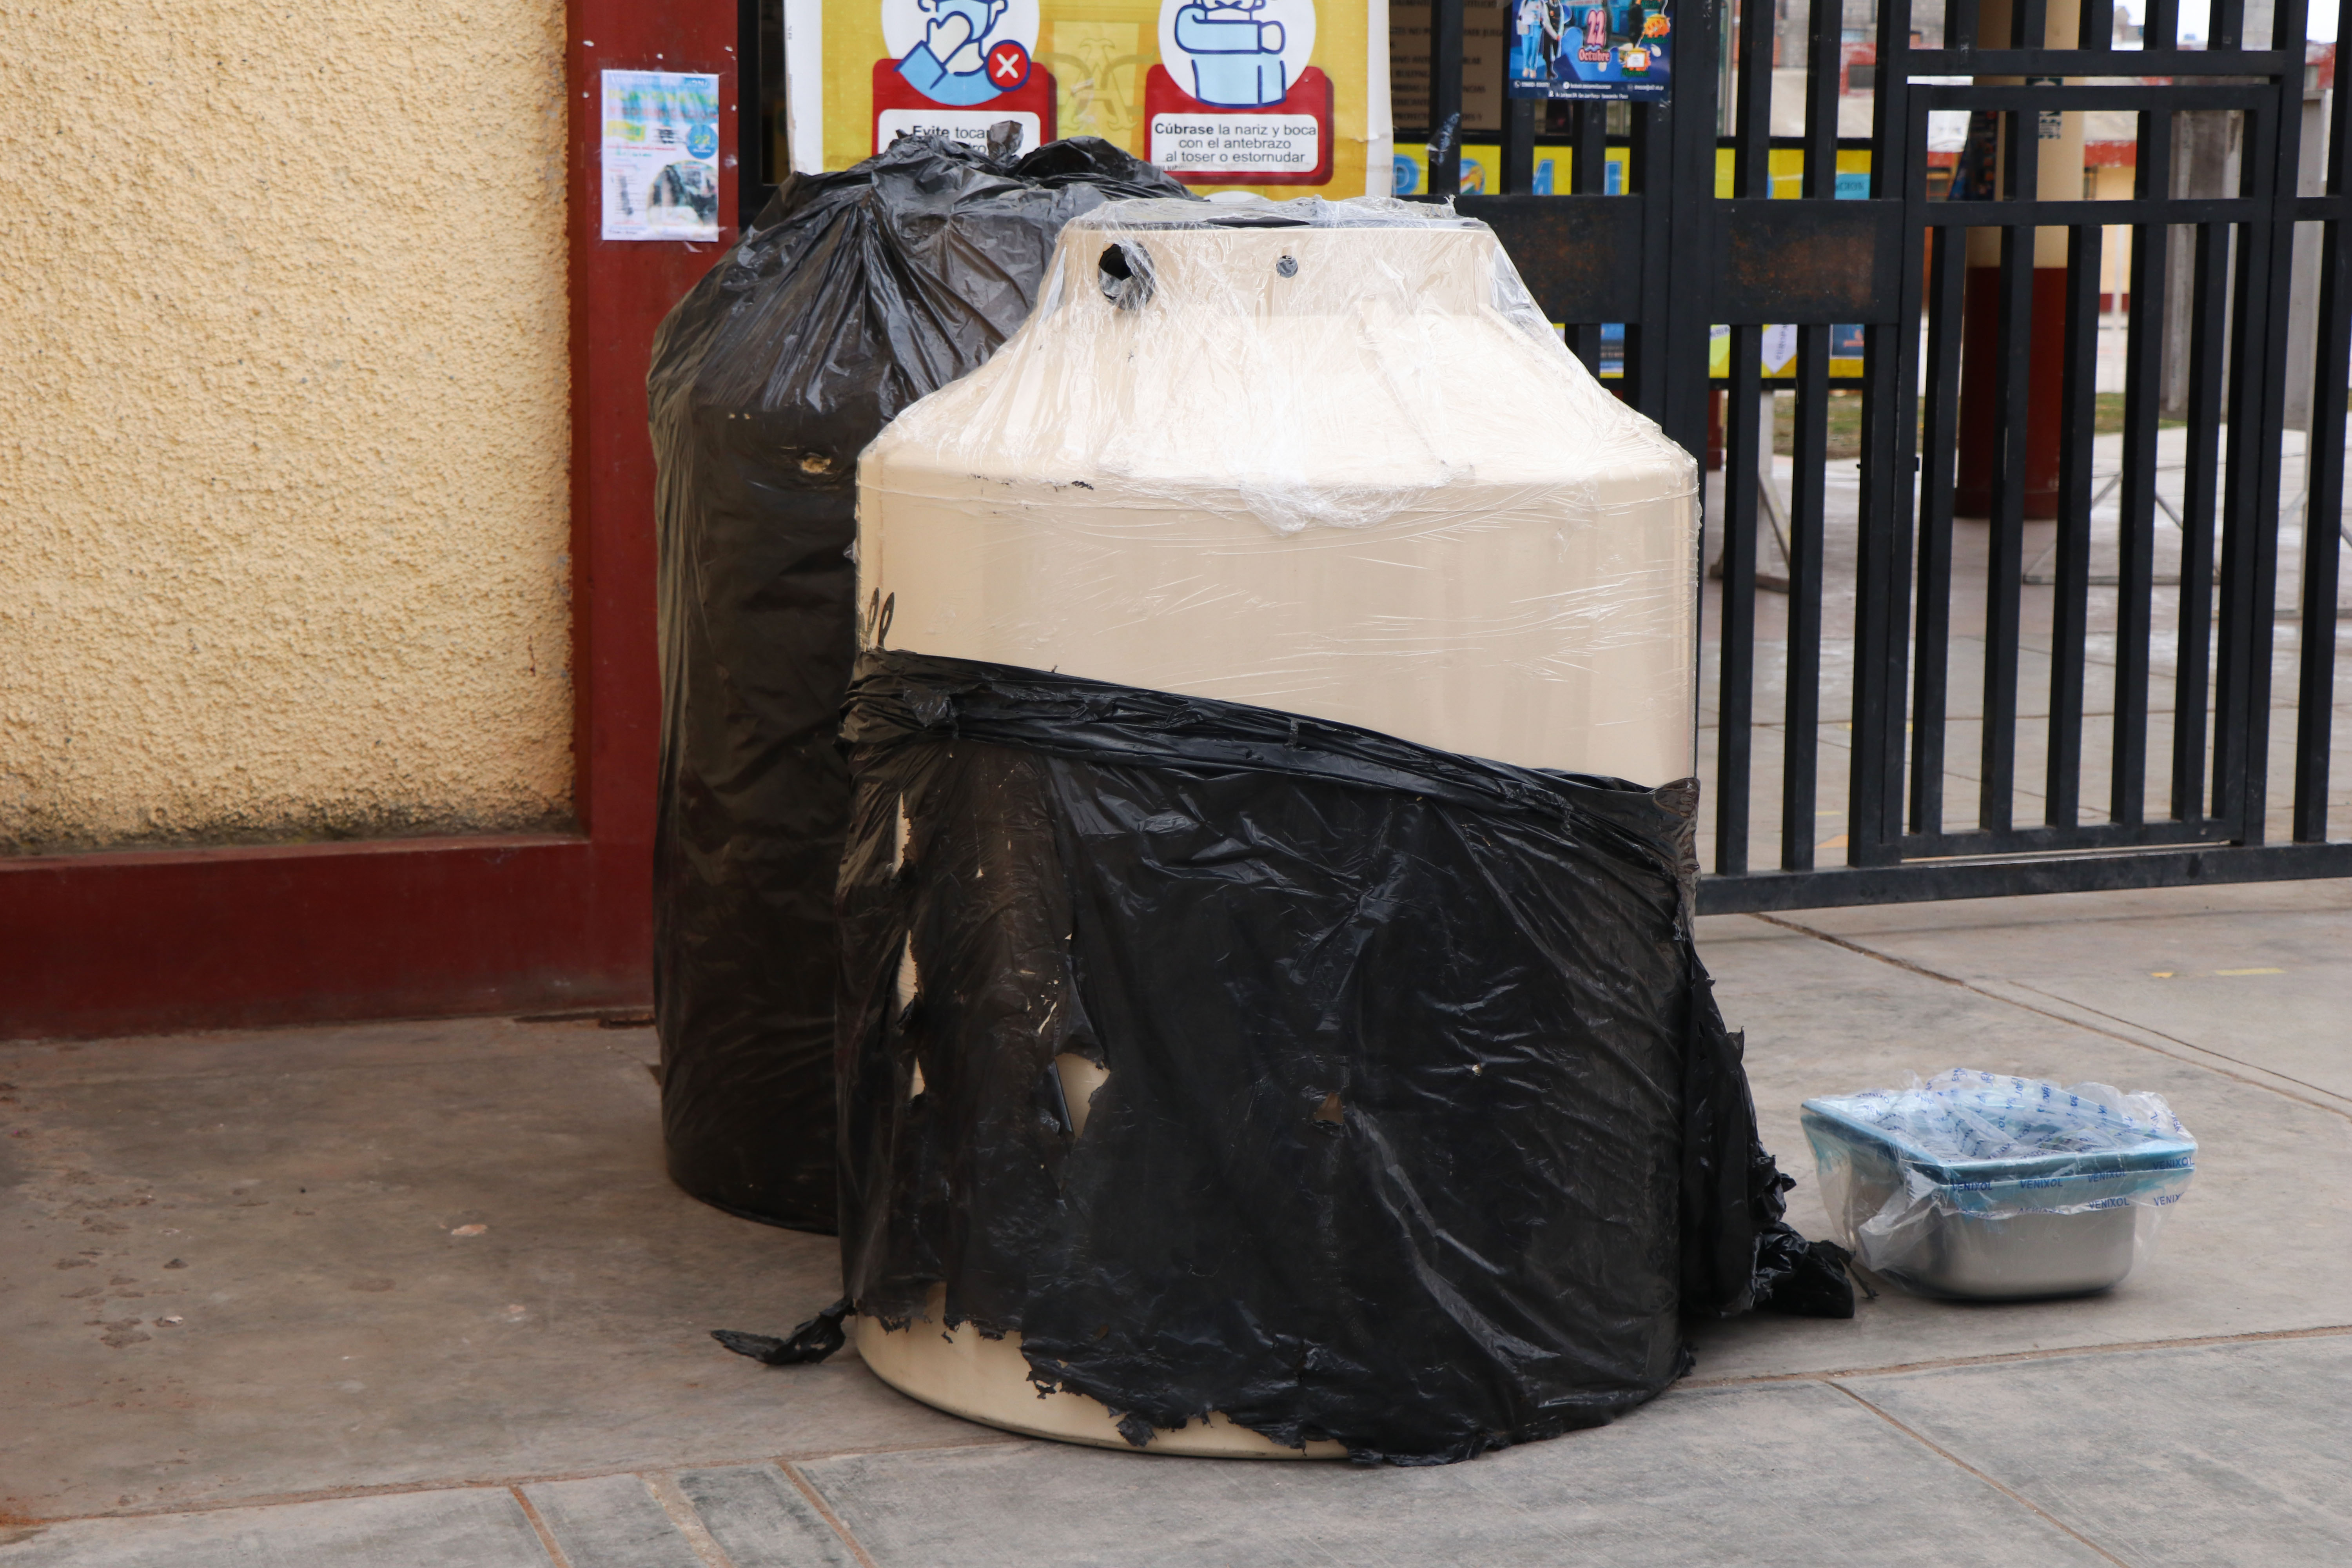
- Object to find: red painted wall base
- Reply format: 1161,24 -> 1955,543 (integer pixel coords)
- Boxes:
0,837 -> 648,1040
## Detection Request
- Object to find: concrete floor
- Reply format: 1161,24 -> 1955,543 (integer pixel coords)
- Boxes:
3,880 -> 2349,1565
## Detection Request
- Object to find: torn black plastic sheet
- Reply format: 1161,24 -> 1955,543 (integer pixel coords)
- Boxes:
645,133 -> 1192,1230
821,651 -> 1849,1464
713,1299 -> 851,1365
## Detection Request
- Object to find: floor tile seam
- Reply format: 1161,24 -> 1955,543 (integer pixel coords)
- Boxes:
1749,912 -> 2352,1123
0,1042 -> 642,1091
1817,1381 -> 2138,1568
1679,1320 -> 2352,1390
768,1433 -> 1026,1464
0,1477 -> 610,1563
508,1486 -> 574,1568
0,1440 -> 1011,1528
0,1013 -> 642,1052
1981,976 -> 2352,1120
646,1470 -> 742,1568
1728,896 -> 2352,934
1997,980 -> 2352,1120
777,1461 -> 884,1568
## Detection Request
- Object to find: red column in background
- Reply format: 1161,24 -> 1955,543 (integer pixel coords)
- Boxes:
564,0 -> 743,957
1950,0 -> 2082,525
1954,265 -> 2069,520
0,5 -> 735,1040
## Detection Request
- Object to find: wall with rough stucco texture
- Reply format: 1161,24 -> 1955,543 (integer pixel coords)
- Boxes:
0,2 -> 574,853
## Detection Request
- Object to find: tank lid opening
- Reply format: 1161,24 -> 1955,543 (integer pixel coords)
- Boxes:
1097,243 -> 1156,310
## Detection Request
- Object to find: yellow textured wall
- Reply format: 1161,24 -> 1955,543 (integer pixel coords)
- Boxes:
0,1 -> 575,853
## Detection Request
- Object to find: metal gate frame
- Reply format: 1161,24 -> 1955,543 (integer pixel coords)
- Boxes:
735,0 -> 2351,912
1429,0 -> 2352,911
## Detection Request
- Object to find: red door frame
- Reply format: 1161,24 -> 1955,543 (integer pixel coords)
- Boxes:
0,2 -> 735,1040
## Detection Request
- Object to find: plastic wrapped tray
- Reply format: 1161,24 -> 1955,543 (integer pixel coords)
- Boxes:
1802,1071 -> 2196,1301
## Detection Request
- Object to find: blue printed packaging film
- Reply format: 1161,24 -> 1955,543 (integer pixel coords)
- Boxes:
1801,1069 -> 2196,1300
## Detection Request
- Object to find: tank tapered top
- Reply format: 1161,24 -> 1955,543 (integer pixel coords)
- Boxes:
857,195 -> 1699,786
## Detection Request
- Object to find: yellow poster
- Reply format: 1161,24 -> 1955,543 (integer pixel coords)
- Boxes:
784,0 -> 1390,197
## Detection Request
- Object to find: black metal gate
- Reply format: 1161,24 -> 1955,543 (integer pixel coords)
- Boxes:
740,0 -> 2350,911
1436,0 -> 2352,910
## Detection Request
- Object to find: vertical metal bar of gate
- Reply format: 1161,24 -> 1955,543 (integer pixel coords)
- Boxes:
1658,0 -> 1724,461
2213,0 -> 2306,842
1848,0 -> 1922,871
1502,94 -> 1537,194
2047,217 -> 2101,829
1778,0 -> 1841,872
1428,0 -> 1466,198
1564,103 -> 1609,378
2111,91 -> 2170,829
1910,87 -> 1964,844
2210,87 -> 2276,836
2045,0 -> 2111,838
1713,0 -> 1779,877
1981,17 -> 2035,839
2175,217 -> 2227,824
2295,41 -> 2352,842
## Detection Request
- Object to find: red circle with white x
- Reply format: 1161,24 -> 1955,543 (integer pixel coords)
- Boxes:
986,41 -> 1031,89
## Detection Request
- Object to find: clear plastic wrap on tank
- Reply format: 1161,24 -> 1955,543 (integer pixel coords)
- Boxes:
855,194 -> 1700,785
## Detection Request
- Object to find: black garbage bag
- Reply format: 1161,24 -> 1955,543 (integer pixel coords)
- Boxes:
829,650 -> 1851,1463
646,132 -> 1193,1229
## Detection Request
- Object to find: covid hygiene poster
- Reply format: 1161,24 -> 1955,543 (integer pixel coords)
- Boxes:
785,0 -> 1392,196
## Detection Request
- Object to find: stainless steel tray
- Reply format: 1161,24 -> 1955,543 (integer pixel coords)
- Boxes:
1802,1097 -> 2191,1301
1829,1146 -> 2144,1299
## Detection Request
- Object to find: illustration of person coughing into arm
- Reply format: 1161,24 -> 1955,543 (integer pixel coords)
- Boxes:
895,0 -> 1013,103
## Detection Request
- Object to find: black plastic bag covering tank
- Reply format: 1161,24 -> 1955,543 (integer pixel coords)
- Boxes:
836,650 -> 1850,1463
645,134 -> 1193,1229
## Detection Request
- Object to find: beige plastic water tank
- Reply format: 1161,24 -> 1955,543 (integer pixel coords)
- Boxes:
851,195 -> 1700,1456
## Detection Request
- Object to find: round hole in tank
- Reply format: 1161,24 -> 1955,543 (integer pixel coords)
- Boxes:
1097,243 -> 1154,309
